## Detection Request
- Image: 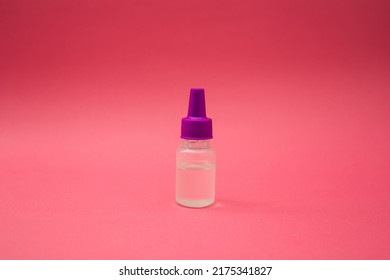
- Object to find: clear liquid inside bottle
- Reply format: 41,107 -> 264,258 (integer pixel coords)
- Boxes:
176,139 -> 216,208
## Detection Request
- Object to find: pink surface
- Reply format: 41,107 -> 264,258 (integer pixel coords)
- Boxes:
1,0 -> 390,259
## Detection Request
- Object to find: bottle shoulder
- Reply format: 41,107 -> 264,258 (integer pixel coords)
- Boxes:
177,146 -> 215,154
176,143 -> 216,163
179,139 -> 213,148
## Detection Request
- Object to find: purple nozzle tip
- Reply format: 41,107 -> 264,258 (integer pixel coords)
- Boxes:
188,88 -> 206,117
181,88 -> 213,140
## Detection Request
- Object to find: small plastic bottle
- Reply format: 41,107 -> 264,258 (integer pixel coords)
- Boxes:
176,88 -> 216,208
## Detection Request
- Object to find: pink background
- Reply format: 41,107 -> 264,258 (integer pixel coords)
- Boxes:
1,0 -> 390,259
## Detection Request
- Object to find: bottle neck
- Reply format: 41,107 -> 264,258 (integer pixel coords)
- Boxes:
181,139 -> 212,149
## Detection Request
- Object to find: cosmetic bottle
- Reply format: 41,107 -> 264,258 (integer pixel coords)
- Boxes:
176,88 -> 216,208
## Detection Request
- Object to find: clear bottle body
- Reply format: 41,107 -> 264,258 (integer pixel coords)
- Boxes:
176,139 -> 216,208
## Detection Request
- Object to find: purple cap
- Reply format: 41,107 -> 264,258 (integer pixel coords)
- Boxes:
181,88 -> 213,140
